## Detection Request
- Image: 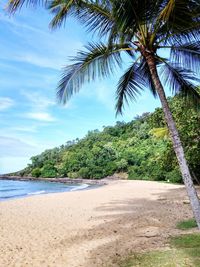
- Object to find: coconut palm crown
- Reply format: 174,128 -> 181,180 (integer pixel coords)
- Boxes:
7,0 -> 200,227
8,1 -> 200,108
43,0 -> 200,113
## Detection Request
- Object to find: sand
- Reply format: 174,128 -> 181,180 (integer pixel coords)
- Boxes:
0,180 -> 195,267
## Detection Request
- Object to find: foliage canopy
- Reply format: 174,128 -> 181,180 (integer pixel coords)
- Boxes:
16,96 -> 200,182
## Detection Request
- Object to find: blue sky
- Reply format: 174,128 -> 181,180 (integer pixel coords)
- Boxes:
0,5 -> 162,174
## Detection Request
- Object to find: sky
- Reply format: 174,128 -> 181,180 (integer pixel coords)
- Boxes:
0,4 -> 162,174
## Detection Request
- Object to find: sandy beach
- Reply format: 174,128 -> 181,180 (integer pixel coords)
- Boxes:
0,180 -> 195,267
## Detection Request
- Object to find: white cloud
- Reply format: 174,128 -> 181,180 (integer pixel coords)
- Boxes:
0,15 -> 46,36
14,53 -> 63,70
11,126 -> 38,133
0,13 -> 83,70
21,90 -> 55,110
0,97 -> 14,111
25,112 -> 56,122
0,136 -> 38,158
20,91 -> 57,122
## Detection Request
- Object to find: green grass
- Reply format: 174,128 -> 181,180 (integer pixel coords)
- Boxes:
171,234 -> 200,248
176,219 -> 197,230
120,234 -> 200,267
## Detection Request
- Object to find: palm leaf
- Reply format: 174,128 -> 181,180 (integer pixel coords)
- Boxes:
57,42 -> 132,103
158,0 -> 175,22
115,63 -> 146,115
78,1 -> 113,37
149,127 -> 169,139
49,0 -> 113,36
160,62 -> 200,106
112,0 -> 156,36
7,0 -> 44,12
159,0 -> 199,30
48,0 -> 82,28
170,41 -> 200,75
155,0 -> 200,46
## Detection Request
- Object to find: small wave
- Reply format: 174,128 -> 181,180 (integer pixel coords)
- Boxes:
0,195 -> 16,199
27,190 -> 46,195
0,188 -> 18,192
70,184 -> 89,192
0,194 -> 27,200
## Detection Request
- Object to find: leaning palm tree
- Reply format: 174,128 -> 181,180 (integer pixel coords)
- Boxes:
8,0 -> 200,228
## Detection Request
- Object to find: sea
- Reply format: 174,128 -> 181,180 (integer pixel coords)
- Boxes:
0,179 -> 90,201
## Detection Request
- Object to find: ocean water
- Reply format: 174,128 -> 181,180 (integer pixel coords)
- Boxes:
0,179 -> 89,201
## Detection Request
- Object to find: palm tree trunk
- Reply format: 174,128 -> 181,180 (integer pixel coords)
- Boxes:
146,54 -> 200,229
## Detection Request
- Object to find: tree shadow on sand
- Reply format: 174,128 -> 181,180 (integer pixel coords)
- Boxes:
55,186 -> 199,267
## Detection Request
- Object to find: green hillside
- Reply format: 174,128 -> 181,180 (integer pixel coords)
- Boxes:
16,96 -> 200,182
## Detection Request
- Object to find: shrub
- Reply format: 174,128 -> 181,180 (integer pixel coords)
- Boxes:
31,168 -> 41,178
116,159 -> 128,172
103,162 -> 117,176
128,166 -> 142,180
41,164 -> 57,178
78,167 -> 90,179
165,169 -> 182,183
89,166 -> 105,179
67,172 -> 79,179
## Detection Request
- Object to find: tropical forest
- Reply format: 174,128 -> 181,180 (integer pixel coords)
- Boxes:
14,95 -> 199,183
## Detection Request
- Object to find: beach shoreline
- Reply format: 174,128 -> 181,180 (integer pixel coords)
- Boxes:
0,179 -> 101,201
0,180 -> 196,267
0,175 -> 110,185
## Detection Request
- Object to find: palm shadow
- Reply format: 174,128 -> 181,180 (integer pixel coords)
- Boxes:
55,185 -> 199,266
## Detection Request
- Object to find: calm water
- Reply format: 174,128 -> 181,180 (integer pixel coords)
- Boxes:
0,179 -> 89,201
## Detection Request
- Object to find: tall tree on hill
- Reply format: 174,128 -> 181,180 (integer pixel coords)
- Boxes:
8,0 -> 200,228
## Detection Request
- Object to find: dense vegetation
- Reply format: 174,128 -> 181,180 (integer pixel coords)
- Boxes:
17,96 -> 199,182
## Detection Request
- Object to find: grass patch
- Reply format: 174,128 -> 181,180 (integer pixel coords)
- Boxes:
171,233 -> 200,248
120,250 -> 193,267
120,233 -> 200,267
176,219 -> 197,230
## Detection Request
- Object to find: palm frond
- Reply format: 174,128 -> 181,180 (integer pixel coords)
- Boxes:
7,0 -> 43,12
149,127 -> 169,139
48,0 -> 81,28
155,0 -> 200,46
159,0 -> 199,30
160,61 -> 200,106
78,1 -> 113,37
49,0 -> 113,36
157,22 -> 200,47
159,0 -> 175,22
115,63 -> 146,115
169,41 -> 200,74
112,0 -> 156,36
57,42 -> 132,104
49,0 -> 93,29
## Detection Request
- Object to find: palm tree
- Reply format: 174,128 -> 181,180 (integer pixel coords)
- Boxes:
8,0 -> 200,228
